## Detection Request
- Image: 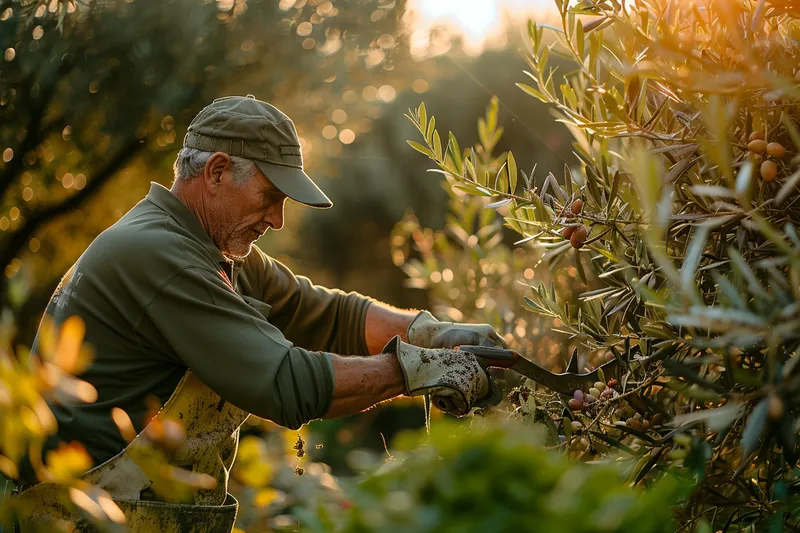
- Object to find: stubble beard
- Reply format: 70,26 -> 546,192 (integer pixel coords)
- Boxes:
210,206 -> 257,258
225,241 -> 253,260
222,231 -> 257,259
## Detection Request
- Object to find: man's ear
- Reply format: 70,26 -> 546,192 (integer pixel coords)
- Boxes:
204,152 -> 231,194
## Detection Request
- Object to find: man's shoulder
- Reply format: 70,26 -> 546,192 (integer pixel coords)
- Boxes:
237,245 -> 285,297
83,200 -> 210,278
241,244 -> 293,278
94,203 -> 180,259
243,244 -> 270,268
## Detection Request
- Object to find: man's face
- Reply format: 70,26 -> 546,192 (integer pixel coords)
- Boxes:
207,158 -> 287,258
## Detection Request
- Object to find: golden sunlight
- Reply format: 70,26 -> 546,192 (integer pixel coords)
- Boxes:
407,0 -> 551,57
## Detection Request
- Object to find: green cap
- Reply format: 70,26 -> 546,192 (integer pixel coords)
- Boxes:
183,95 -> 332,208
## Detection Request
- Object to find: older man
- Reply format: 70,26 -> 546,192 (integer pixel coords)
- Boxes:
15,95 -> 503,532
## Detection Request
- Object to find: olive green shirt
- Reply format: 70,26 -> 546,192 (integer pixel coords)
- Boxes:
34,183 -> 372,468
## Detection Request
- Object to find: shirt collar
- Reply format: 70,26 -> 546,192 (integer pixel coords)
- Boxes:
145,182 -> 228,266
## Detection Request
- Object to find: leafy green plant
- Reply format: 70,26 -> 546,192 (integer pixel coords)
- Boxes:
296,418 -> 687,533
401,0 -> 800,529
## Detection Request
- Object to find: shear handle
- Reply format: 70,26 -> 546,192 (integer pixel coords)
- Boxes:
459,345 -> 520,369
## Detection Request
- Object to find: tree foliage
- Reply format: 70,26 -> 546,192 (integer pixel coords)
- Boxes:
0,0 -> 422,318
402,0 -> 800,529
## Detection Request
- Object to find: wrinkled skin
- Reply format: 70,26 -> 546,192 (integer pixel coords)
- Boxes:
172,152 -> 288,258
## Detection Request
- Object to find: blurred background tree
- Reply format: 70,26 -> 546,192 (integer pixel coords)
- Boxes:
0,0 -> 432,338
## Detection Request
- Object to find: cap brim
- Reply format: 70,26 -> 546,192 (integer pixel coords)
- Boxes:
254,160 -> 332,209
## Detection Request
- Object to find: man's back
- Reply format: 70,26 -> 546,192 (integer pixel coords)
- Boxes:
36,184 -> 227,467
33,183 -> 369,475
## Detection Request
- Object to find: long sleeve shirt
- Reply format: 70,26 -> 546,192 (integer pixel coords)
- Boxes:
33,182 -> 372,467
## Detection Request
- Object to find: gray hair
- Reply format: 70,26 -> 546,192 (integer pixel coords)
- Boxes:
173,147 -> 257,185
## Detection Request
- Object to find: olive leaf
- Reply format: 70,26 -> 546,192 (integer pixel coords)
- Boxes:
741,398 -> 769,459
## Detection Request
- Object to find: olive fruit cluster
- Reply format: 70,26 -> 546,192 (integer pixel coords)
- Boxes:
561,199 -> 588,249
567,379 -> 618,411
747,130 -> 788,182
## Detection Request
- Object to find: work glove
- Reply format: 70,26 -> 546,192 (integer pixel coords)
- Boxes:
382,335 -> 494,416
406,311 -> 507,350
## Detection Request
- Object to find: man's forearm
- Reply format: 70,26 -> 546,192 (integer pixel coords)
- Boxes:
364,301 -> 419,354
321,303 -> 418,419
323,352 -> 406,419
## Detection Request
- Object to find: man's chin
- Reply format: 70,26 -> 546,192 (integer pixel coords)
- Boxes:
223,241 -> 254,260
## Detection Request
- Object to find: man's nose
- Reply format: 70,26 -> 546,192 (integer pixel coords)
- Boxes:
265,199 -> 285,230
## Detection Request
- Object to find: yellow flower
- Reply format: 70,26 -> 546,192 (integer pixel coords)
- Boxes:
46,441 -> 93,485
254,488 -> 279,508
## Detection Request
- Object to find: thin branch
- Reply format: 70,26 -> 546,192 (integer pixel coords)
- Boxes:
0,137 -> 142,299
0,58 -> 76,201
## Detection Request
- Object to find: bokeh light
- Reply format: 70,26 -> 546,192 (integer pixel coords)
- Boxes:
297,21 -> 313,36
321,125 -> 337,139
331,109 -> 347,124
377,85 -> 396,102
411,79 -> 429,93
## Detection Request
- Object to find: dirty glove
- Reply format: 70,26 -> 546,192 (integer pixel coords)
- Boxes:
382,335 -> 492,416
407,311 -> 507,350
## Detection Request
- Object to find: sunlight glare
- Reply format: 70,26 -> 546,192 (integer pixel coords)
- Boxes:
408,0 -> 550,58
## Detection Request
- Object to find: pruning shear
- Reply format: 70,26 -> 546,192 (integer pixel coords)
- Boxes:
460,345 -> 625,396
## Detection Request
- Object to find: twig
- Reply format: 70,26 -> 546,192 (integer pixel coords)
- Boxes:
583,402 -> 611,432
0,138 -> 141,298
0,44 -> 81,201
379,432 -> 394,460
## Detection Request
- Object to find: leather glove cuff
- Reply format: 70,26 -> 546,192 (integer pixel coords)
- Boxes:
406,310 -> 507,350
406,310 -> 437,345
381,335 -> 489,417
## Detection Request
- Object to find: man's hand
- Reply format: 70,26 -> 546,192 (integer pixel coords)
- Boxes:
406,311 -> 507,350
383,335 -> 492,416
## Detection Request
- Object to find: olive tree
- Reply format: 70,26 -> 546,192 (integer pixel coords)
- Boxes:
400,0 -> 800,529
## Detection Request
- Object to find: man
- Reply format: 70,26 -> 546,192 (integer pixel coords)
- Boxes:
16,95 -> 504,531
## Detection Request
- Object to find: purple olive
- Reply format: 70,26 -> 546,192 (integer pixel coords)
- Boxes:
573,390 -> 584,402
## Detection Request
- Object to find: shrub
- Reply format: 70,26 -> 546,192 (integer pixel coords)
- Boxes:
298,418 -> 687,533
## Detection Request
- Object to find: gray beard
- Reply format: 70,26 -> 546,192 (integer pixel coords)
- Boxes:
223,242 -> 253,261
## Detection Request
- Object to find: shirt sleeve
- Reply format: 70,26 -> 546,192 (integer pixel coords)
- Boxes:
239,247 -> 373,356
144,266 -> 334,430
